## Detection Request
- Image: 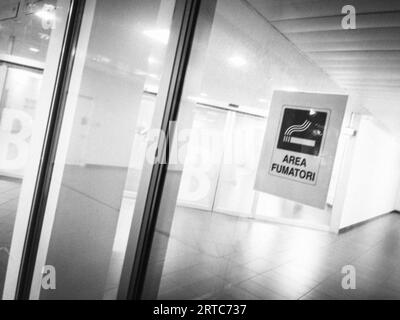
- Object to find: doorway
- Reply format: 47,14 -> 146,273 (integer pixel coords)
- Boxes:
176,104 -> 265,219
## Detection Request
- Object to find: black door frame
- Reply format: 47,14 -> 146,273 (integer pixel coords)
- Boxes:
118,0 -> 203,300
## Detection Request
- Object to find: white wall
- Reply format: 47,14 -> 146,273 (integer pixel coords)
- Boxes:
66,67 -> 144,168
338,116 -> 400,229
396,188 -> 400,211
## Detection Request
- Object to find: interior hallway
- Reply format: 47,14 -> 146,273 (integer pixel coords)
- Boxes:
154,208 -> 400,300
0,168 -> 400,300
0,178 -> 21,294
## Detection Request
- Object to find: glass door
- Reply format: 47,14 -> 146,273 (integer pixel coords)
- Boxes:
140,0 -> 344,300
0,0 -> 71,299
28,0 -> 179,300
174,105 -> 266,218
0,64 -> 43,178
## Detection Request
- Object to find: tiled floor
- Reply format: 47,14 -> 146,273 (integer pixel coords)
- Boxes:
1,168 -> 400,300
255,193 -> 332,228
154,208 -> 400,300
0,178 -> 21,294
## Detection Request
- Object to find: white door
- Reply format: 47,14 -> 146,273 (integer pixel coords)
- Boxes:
212,112 -> 266,217
177,106 -> 228,211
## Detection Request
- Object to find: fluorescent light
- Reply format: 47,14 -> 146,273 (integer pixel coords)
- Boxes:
134,70 -> 147,76
29,47 -> 40,53
228,55 -> 247,68
281,86 -> 299,92
35,5 -> 56,21
134,71 -> 160,80
144,85 -> 159,93
143,29 -> 170,45
91,55 -> 111,64
148,73 -> 160,80
148,56 -> 160,65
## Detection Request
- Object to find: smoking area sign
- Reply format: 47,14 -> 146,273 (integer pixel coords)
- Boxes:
277,107 -> 328,156
270,106 -> 330,186
255,91 -> 347,209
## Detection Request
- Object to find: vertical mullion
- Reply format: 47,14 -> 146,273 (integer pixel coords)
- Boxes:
121,0 -> 202,300
15,0 -> 86,300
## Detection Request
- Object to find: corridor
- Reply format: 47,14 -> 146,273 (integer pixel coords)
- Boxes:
154,209 -> 400,300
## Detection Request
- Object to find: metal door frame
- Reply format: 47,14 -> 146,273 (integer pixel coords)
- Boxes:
118,0 -> 203,300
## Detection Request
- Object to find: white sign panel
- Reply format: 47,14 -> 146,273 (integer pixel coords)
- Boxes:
255,91 -> 348,209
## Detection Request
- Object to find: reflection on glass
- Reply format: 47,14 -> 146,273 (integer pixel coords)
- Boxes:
177,106 -> 227,210
142,0 -> 346,300
30,0 -> 176,299
0,0 -> 63,297
213,113 -> 265,217
0,0 -> 56,63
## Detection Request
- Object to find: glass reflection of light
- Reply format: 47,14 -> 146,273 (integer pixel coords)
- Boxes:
35,5 -> 56,21
228,55 -> 247,68
148,56 -> 160,65
143,29 -> 170,45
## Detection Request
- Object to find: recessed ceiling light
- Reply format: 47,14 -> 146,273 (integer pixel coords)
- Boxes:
143,29 -> 170,45
228,55 -> 247,68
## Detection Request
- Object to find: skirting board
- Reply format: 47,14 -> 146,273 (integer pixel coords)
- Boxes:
338,210 -> 398,234
254,214 -> 332,233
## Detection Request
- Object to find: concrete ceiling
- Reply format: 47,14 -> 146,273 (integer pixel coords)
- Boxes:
248,0 -> 400,134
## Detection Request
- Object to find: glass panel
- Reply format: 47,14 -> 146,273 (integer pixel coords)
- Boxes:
141,0 -> 352,300
177,106 -> 227,211
30,0 -> 176,300
0,0 -> 70,298
0,66 -> 42,178
0,0 -> 56,63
